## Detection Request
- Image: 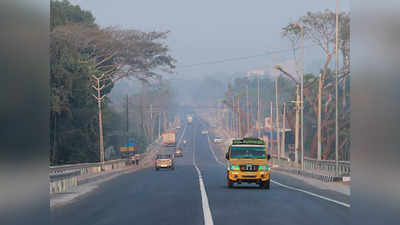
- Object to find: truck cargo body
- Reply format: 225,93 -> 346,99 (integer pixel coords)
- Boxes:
162,130 -> 176,147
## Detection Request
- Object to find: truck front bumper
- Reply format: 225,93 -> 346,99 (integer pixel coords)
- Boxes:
228,170 -> 270,182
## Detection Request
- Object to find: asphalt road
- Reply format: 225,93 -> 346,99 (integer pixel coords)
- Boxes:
51,117 -> 349,225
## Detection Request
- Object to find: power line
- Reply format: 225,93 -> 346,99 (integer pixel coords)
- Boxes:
176,45 -> 317,70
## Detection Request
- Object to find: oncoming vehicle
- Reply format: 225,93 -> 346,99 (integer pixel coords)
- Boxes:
174,148 -> 183,157
155,154 -> 175,170
201,130 -> 208,135
225,137 -> 271,189
214,136 -> 223,143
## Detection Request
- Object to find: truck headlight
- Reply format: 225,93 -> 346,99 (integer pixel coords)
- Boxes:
258,164 -> 269,171
229,164 -> 240,171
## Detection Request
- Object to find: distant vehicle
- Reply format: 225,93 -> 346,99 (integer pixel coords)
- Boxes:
134,153 -> 140,165
176,126 -> 181,129
183,140 -> 187,145
201,130 -> 208,135
155,154 -> 175,170
174,148 -> 183,157
214,136 -> 223,143
162,130 -> 176,147
225,137 -> 271,189
187,115 -> 193,123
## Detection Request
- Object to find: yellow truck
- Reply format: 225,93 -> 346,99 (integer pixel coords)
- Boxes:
225,137 -> 271,189
187,115 -> 193,123
162,130 -> 176,147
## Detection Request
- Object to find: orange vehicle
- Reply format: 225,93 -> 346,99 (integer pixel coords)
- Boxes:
174,148 -> 183,157
225,137 -> 271,189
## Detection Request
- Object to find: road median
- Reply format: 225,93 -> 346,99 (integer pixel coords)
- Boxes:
50,137 -> 164,208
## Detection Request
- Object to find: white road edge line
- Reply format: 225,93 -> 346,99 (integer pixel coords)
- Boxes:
193,127 -> 214,225
270,180 -> 350,208
205,132 -> 350,208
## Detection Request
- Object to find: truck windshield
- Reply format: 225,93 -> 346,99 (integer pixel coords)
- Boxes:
157,155 -> 170,159
231,146 -> 266,159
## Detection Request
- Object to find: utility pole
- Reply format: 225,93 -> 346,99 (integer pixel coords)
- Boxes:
238,96 -> 241,137
281,103 -> 286,158
150,104 -> 153,142
91,74 -> 105,163
335,0 -> 340,176
270,101 -> 274,155
317,73 -> 322,160
257,76 -> 261,138
232,95 -> 235,137
126,95 -> 129,157
246,84 -> 250,134
300,23 -> 305,171
294,84 -> 300,166
158,111 -> 161,138
275,79 -> 281,161
163,111 -> 167,131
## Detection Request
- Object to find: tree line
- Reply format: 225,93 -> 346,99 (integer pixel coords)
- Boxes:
50,0 -> 175,165
224,9 -> 350,161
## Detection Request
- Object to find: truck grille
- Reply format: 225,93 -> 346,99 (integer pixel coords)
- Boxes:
240,165 -> 258,172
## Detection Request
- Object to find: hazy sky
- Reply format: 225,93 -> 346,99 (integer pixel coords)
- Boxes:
74,0 -> 350,79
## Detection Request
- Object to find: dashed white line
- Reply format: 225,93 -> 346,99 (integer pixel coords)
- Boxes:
193,127 -> 214,225
177,124 -> 187,147
205,131 -> 350,208
206,135 -> 225,166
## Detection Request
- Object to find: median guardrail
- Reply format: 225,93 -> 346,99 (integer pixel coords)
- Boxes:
303,157 -> 350,176
49,137 -> 164,194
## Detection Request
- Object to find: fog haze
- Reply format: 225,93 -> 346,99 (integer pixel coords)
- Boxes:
75,0 -> 349,79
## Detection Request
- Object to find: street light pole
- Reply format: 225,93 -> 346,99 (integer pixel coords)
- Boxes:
275,78 -> 281,161
246,84 -> 250,134
257,76 -> 261,138
300,23 -> 304,171
335,0 -> 340,176
317,73 -> 322,160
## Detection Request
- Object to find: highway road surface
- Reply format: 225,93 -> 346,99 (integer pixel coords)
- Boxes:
51,117 -> 349,225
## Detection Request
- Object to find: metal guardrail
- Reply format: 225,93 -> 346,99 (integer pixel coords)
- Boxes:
304,157 -> 350,176
271,155 -> 350,176
270,155 -> 350,182
49,138 -> 163,194
49,159 -> 128,175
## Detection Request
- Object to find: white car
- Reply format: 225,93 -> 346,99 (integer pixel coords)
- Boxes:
214,136 -> 223,143
201,130 -> 208,135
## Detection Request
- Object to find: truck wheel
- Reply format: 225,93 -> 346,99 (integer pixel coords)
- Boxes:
260,180 -> 270,189
265,180 -> 270,189
227,179 -> 234,188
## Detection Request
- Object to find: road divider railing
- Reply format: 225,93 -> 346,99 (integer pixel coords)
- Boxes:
50,137 -> 163,195
303,157 -> 350,176
49,159 -> 129,194
271,154 -> 350,182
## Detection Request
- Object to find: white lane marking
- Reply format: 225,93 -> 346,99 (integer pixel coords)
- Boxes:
205,133 -> 350,208
206,136 -> 225,167
271,180 -> 350,208
193,127 -> 214,225
177,124 -> 187,147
